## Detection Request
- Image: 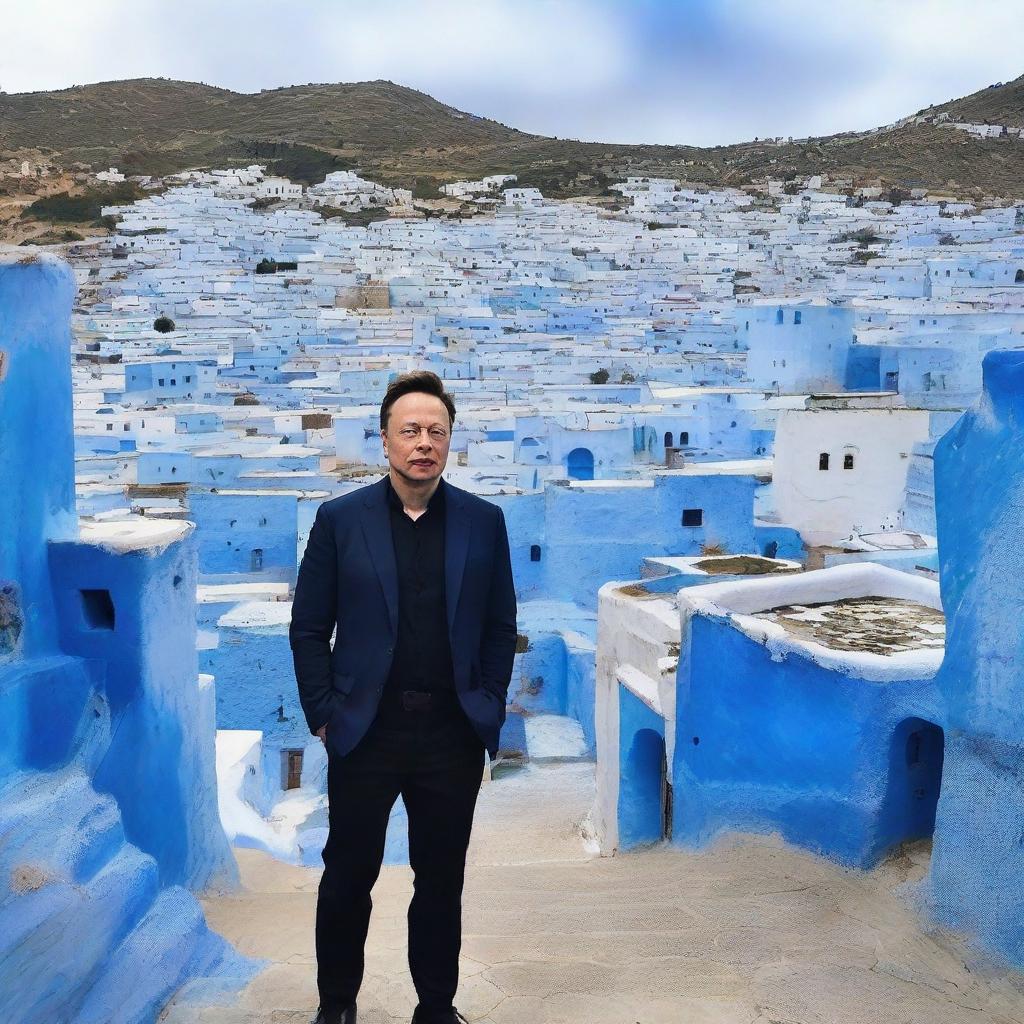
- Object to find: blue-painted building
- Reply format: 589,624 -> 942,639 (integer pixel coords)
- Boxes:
599,346 -> 1024,968
0,255 -> 259,1023
122,358 -> 217,406
926,348 -> 1024,965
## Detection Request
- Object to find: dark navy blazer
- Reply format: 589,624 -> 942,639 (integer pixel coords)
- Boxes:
289,475 -> 518,759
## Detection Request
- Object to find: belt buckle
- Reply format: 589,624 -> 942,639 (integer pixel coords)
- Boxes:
402,690 -> 431,711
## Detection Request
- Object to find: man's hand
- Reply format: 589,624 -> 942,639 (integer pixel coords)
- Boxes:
317,724 -> 327,745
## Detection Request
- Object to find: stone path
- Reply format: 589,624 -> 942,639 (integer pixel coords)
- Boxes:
161,762 -> 1024,1024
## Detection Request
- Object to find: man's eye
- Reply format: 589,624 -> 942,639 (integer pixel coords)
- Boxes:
430,430 -> 449,440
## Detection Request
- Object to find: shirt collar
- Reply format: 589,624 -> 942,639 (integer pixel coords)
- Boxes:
385,474 -> 445,514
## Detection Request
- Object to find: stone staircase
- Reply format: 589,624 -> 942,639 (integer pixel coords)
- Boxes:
0,656 -> 260,1024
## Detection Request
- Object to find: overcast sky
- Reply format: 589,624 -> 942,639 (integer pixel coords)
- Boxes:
4,0 -> 1023,147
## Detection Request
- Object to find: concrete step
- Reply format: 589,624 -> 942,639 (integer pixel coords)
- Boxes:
0,655 -> 101,773
76,885 -> 258,1024
523,714 -> 592,764
0,767 -> 127,887
0,843 -> 159,1023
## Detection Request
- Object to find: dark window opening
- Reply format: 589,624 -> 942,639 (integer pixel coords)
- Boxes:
282,748 -> 304,790
844,454 -> 854,469
819,453 -> 830,470
530,544 -> 542,562
878,718 -> 945,857
251,548 -> 264,571
682,508 -> 703,527
80,589 -> 115,630
679,431 -> 689,445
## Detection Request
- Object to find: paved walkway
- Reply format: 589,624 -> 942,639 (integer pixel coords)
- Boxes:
161,763 -> 1024,1024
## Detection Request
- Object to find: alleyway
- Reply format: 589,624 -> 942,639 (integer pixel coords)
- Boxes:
161,763 -> 1024,1024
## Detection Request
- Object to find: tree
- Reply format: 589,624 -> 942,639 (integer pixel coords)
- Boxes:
153,315 -> 175,333
589,368 -> 610,384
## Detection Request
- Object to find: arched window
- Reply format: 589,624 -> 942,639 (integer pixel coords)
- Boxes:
1015,269 -> 1024,283
566,447 -> 594,481
793,310 -> 802,325
664,431 -> 673,448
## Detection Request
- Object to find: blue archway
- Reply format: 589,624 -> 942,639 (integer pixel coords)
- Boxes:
566,447 -> 594,481
619,728 -> 668,849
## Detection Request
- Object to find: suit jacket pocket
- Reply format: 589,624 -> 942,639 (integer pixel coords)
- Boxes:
482,680 -> 506,702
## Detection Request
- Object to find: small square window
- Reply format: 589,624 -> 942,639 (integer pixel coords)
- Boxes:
682,508 -> 703,527
80,589 -> 115,630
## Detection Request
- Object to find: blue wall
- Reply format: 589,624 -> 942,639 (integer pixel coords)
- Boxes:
189,490 -> 298,582
926,348 -> 1024,963
0,256 -> 259,1024
0,255 -> 76,657
618,686 -> 667,850
673,612 -> 942,867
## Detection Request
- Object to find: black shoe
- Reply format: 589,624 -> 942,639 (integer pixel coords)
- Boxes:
310,1004 -> 356,1024
410,1007 -> 468,1023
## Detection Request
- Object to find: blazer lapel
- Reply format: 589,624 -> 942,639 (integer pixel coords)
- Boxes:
360,478 -> 398,636
444,480 -> 472,641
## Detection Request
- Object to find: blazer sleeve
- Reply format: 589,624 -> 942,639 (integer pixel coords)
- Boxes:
289,502 -> 338,735
478,505 -> 518,700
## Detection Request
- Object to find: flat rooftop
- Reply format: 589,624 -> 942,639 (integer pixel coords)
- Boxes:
751,596 -> 945,655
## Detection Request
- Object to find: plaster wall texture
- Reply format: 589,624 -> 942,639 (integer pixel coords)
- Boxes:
773,407 -> 931,545
926,348 -> 1024,963
0,256 -> 258,1024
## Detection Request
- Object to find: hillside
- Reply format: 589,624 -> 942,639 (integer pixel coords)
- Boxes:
924,72 -> 1024,128
2,75 -> 1024,201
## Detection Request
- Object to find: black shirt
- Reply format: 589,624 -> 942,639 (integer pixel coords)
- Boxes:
381,475 -> 455,703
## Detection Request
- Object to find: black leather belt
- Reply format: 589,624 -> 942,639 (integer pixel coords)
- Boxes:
399,689 -> 456,712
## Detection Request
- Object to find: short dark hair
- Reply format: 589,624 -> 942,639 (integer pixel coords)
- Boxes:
379,370 -> 456,433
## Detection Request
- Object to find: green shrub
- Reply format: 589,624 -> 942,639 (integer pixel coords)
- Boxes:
20,182 -> 145,225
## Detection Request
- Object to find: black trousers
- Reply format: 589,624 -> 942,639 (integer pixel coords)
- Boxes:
316,691 -> 486,1017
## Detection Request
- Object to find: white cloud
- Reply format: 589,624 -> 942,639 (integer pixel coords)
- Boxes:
1,0 -> 1022,146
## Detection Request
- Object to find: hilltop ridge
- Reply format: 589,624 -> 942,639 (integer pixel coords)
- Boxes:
3,74 -> 1024,198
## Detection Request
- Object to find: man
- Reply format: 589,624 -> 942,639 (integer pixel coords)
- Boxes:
290,370 -> 518,1024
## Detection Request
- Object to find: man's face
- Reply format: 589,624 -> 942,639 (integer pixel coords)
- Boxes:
381,391 -> 452,485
